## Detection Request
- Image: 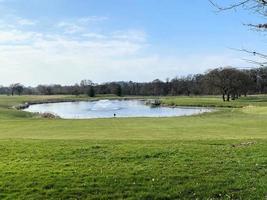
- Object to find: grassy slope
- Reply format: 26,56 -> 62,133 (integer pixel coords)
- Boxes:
0,95 -> 266,199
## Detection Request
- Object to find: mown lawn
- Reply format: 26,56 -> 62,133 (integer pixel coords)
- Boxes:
0,95 -> 266,199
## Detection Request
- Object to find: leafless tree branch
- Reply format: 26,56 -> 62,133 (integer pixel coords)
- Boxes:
210,0 -> 267,67
209,0 -> 267,17
243,59 -> 267,66
209,0 -> 251,11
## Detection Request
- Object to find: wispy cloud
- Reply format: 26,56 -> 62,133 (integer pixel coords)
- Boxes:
56,16 -> 108,34
0,16 -> 151,84
57,22 -> 84,34
82,33 -> 107,39
0,30 -> 41,43
16,18 -> 37,26
0,15 -> 250,85
0,16 -> 38,29
78,16 -> 109,23
111,30 -> 147,42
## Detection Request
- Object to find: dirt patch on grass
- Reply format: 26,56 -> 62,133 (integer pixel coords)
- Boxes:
232,141 -> 256,148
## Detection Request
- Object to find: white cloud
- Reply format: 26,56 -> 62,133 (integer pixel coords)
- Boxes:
0,17 -> 150,85
57,16 -> 108,34
0,16 -> 250,86
0,30 -> 42,42
82,33 -> 107,39
0,15 -> 38,27
78,16 -> 108,24
57,22 -> 84,34
111,30 -> 147,42
16,18 -> 37,26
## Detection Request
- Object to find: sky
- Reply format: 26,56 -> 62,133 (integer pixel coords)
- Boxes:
0,0 -> 266,86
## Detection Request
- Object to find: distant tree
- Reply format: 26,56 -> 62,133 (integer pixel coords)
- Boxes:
0,86 -> 10,95
87,86 -> 95,97
254,67 -> 267,93
80,80 -> 94,94
37,85 -> 53,95
205,67 -> 247,101
72,84 -> 80,96
10,83 -> 24,96
80,80 -> 93,88
191,74 -> 205,95
3,66 -> 267,98
170,76 -> 194,96
151,79 -> 164,96
16,85 -> 24,95
116,85 -> 122,97
10,84 -> 17,96
181,75 -> 193,96
233,69 -> 252,98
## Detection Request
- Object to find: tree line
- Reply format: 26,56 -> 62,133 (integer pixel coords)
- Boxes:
1,66 -> 267,101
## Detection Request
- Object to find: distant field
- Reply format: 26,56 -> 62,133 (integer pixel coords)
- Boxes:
0,95 -> 266,199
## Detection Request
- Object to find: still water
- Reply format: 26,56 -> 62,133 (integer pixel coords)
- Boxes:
24,100 -> 212,119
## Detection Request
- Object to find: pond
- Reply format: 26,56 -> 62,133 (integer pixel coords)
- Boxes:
24,100 -> 213,119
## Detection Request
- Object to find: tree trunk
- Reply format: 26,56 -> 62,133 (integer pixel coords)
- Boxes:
227,93 -> 230,101
222,94 -> 226,101
231,94 -> 235,101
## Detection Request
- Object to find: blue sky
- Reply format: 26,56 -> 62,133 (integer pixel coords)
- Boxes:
0,0 -> 266,85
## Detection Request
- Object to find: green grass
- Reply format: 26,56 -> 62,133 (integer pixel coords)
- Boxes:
161,95 -> 267,107
0,95 -> 266,199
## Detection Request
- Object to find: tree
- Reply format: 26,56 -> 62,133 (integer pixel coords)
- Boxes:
87,86 -> 95,97
152,79 -> 165,96
16,85 -> 24,95
209,0 -> 267,67
10,84 -> 16,96
116,85 -> 122,97
72,84 -> 80,96
80,80 -> 94,94
10,83 -> 24,96
3,66 -> 267,97
248,67 -> 267,93
80,80 -> 93,87
205,67 -> 248,101
209,0 -> 266,29
234,69 -> 252,97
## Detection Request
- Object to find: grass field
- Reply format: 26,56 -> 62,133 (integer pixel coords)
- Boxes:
0,95 -> 266,199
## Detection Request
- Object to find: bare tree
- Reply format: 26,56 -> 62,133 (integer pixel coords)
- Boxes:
10,83 -> 24,96
210,1 -> 266,11
209,0 -> 267,66
205,67 -> 250,101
